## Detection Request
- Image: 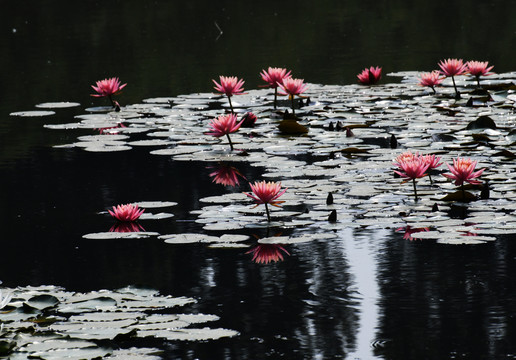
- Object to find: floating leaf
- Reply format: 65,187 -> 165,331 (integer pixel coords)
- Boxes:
277,119 -> 309,134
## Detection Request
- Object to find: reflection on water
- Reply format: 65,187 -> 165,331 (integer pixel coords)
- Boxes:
2,0 -> 516,358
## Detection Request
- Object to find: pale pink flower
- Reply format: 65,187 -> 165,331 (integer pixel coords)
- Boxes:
244,180 -> 287,222
466,61 -> 494,87
394,156 -> 430,202
212,75 -> 245,113
212,76 -> 245,97
108,204 -> 145,222
419,71 -> 444,93
260,67 -> 291,88
246,244 -> 290,264
421,154 -> 443,170
278,78 -> 308,115
91,77 -> 127,98
442,157 -> 484,186
357,66 -> 382,85
438,58 -> 467,97
394,151 -> 417,167
206,114 -> 243,151
438,58 -> 467,77
278,77 -> 308,97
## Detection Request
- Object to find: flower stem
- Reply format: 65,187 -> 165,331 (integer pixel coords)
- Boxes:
451,76 -> 459,98
227,95 -> 235,114
290,96 -> 296,115
226,133 -> 234,151
273,87 -> 278,109
264,203 -> 271,222
412,178 -> 419,202
461,183 -> 465,202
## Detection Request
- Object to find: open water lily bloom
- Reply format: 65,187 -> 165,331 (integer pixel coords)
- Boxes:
466,60 -> 494,86
357,66 -> 382,85
108,203 -> 145,222
246,244 -> 290,264
91,77 -> 127,98
260,67 -> 291,109
419,71 -> 444,93
278,77 -> 308,115
394,156 -> 430,202
438,58 -> 467,97
442,157 -> 485,186
206,113 -> 243,151
212,75 -> 245,97
245,180 -> 287,222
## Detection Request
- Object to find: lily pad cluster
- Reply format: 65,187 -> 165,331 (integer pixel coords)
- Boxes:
41,71 -> 516,245
0,285 -> 238,359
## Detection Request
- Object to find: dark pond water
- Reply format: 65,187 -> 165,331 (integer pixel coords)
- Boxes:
2,0 -> 516,359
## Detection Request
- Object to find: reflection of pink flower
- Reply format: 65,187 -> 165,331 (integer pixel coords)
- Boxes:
108,204 -> 145,222
443,157 -> 484,186
396,226 -> 430,241
110,222 -> 145,232
419,71 -> 444,93
357,66 -> 382,85
260,67 -> 291,88
208,163 -> 245,187
96,122 -> 126,134
91,77 -> 127,98
212,76 -> 245,97
246,244 -> 290,264
206,114 -> 243,151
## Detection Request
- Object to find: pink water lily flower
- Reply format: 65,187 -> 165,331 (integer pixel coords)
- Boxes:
206,113 -> 243,151
419,71 -> 444,94
394,155 -> 430,202
357,66 -> 382,85
438,58 -> 467,97
278,77 -> 308,115
91,77 -> 127,108
260,67 -> 292,109
212,75 -> 245,113
244,180 -> 287,222
246,244 -> 290,264
108,203 -> 145,222
443,157 -> 484,186
466,61 -> 494,87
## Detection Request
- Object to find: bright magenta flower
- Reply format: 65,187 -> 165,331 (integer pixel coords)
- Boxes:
466,61 -> 494,87
442,157 -> 485,186
244,180 -> 287,222
108,204 -> 145,222
212,76 -> 245,97
246,244 -> 290,264
438,58 -> 467,77
419,71 -> 444,93
208,163 -> 245,187
91,77 -> 127,98
260,67 -> 291,88
357,66 -> 382,85
278,78 -> 308,115
240,112 -> 257,127
206,114 -> 243,151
